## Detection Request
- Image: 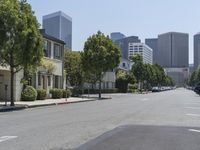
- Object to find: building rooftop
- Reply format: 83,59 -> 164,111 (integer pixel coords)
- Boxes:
40,29 -> 65,45
43,11 -> 72,21
158,32 -> 189,36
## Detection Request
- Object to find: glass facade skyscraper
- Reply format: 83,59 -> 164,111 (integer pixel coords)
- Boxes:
43,11 -> 72,49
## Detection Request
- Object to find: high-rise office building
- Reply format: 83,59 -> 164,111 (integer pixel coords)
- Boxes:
110,32 -> 126,41
157,32 -> 189,68
194,33 -> 200,70
128,43 -> 153,64
43,11 -> 72,49
115,36 -> 141,59
157,32 -> 189,86
145,38 -> 158,64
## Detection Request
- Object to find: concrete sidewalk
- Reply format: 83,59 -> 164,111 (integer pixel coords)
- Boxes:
0,97 -> 97,112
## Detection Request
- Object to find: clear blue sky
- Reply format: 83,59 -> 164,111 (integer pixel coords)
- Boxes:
28,0 -> 200,64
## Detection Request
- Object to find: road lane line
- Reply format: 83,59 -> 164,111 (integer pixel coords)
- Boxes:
185,103 -> 200,105
186,113 -> 200,117
189,129 -> 200,133
0,136 -> 18,143
185,107 -> 200,110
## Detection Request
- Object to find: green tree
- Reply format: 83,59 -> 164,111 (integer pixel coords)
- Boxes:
81,31 -> 121,99
0,0 -> 43,106
115,70 -> 130,93
143,64 -> 157,89
189,71 -> 197,86
195,66 -> 200,84
130,54 -> 145,90
152,64 -> 166,86
64,50 -> 83,87
163,75 -> 174,86
116,70 -> 136,93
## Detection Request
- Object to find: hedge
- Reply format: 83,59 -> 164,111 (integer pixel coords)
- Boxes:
50,88 -> 63,99
72,88 -> 118,96
21,86 -> 37,101
37,89 -> 47,100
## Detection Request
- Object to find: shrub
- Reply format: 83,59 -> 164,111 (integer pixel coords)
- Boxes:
83,88 -> 118,94
101,88 -> 118,93
50,88 -> 63,99
71,87 -> 82,97
21,86 -> 37,101
36,89 -> 47,100
116,78 -> 128,93
62,89 -> 72,98
127,84 -> 138,93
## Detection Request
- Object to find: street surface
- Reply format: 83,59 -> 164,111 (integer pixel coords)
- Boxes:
1,88 -> 200,150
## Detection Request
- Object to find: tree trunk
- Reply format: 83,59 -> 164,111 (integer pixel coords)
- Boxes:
10,67 -> 15,106
99,81 -> 101,99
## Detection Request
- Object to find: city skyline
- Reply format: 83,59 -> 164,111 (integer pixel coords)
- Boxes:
28,0 -> 200,64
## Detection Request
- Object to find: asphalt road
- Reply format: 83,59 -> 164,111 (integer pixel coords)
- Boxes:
1,88 -> 200,150
77,125 -> 200,150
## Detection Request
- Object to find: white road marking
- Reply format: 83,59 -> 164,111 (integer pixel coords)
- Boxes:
189,129 -> 200,133
186,113 -> 200,117
185,107 -> 200,110
185,103 -> 200,105
0,136 -> 18,143
140,98 -> 149,101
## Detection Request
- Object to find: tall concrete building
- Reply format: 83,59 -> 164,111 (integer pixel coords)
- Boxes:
145,38 -> 158,64
43,11 -> 72,49
115,36 -> 141,59
110,32 -> 126,41
128,43 -> 153,64
157,32 -> 189,86
194,33 -> 200,70
157,32 -> 189,68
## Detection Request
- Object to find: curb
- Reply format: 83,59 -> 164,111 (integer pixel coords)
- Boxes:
66,99 -> 97,104
0,98 -> 109,112
27,103 -> 58,108
0,105 -> 27,112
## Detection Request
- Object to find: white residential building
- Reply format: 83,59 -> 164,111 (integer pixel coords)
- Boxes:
32,29 -> 65,95
0,29 -> 65,101
84,71 -> 116,90
128,43 -> 153,64
118,58 -> 134,72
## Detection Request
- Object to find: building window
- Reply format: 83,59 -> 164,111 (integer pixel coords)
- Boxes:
54,44 -> 61,60
48,76 -> 51,86
38,74 -> 41,86
0,74 -> 3,84
44,40 -> 51,58
106,82 -> 109,89
122,62 -> 126,67
103,82 -> 105,89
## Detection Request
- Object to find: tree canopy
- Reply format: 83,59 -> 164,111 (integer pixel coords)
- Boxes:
188,66 -> 200,87
81,31 -> 121,98
0,0 -> 44,106
130,54 -> 175,91
64,50 -> 83,87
